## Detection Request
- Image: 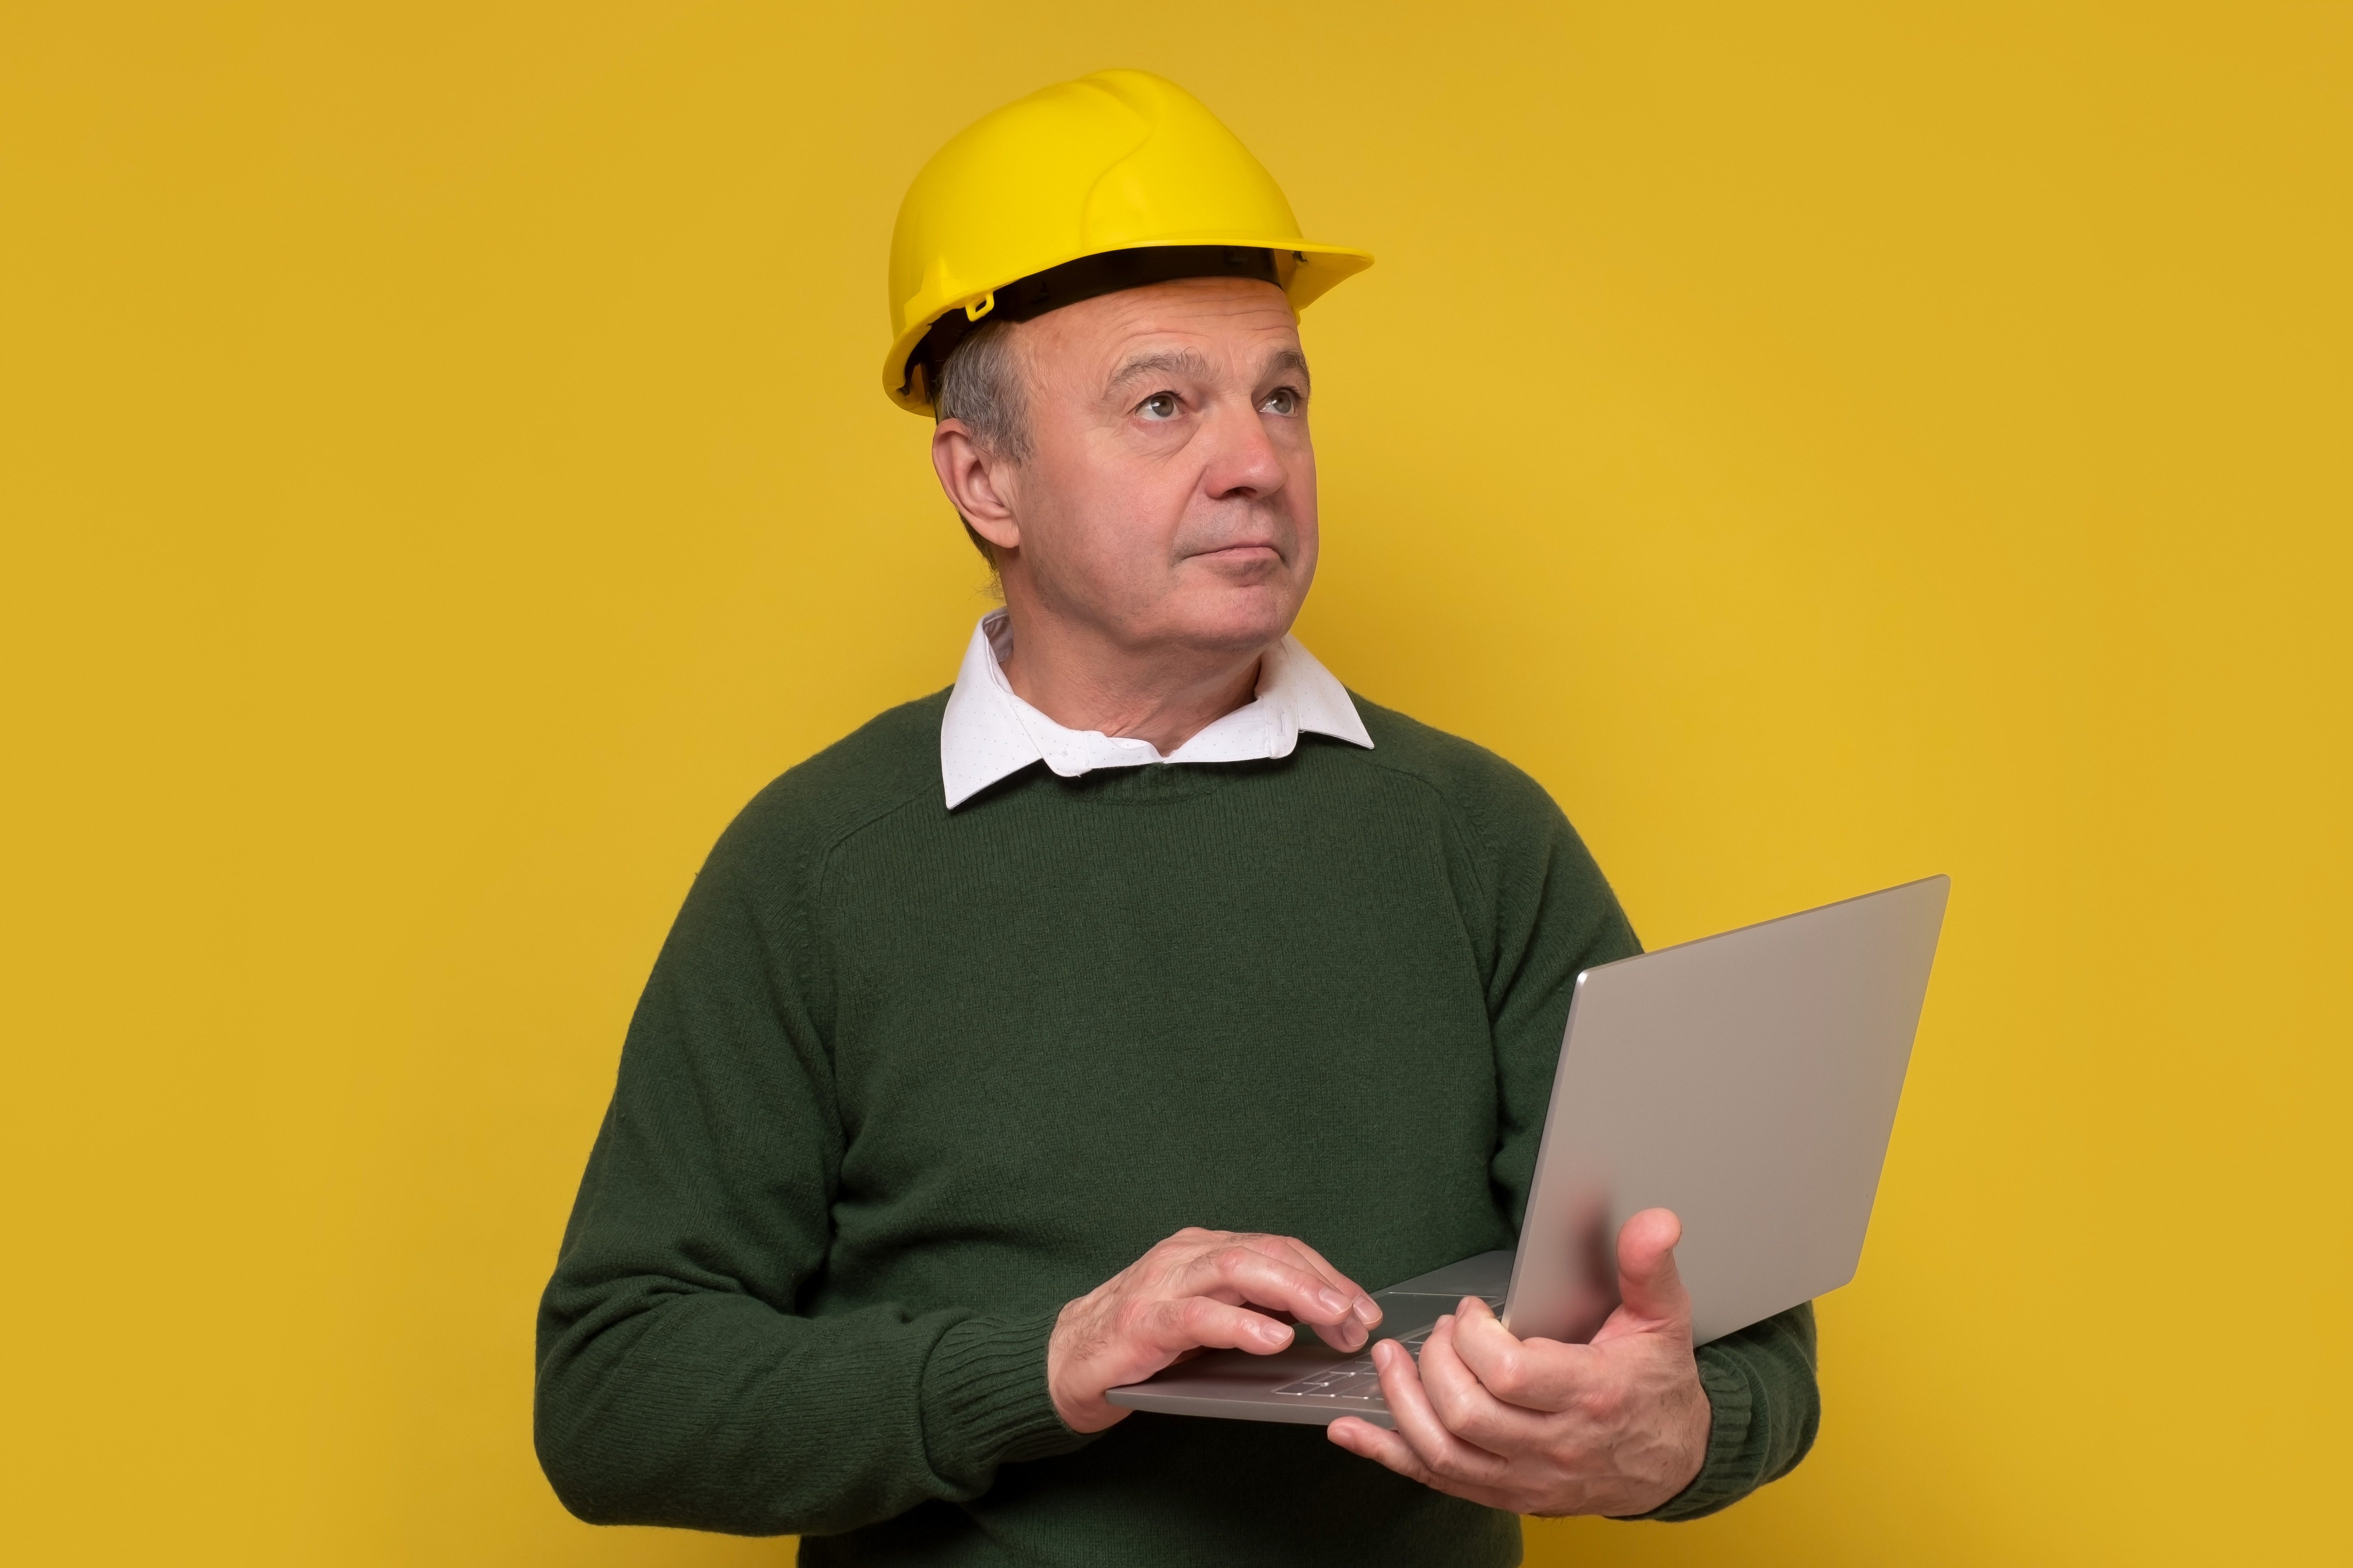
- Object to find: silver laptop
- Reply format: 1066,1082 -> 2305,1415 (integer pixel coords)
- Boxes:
1106,874 -> 1950,1428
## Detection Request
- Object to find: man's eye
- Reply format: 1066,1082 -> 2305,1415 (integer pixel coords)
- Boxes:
1260,387 -> 1300,416
1139,392 -> 1179,420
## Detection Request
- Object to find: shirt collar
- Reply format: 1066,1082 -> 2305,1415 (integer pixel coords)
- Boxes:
938,609 -> 1373,809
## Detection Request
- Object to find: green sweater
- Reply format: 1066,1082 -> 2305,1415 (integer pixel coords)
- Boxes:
535,691 -> 1819,1565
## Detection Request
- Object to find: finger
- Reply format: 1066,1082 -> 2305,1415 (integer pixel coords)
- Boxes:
1182,1243 -> 1364,1335
1242,1234 -> 1383,1329
1445,1295 -> 1598,1414
1370,1332 -> 1515,1489
1325,1414 -> 1437,1483
1131,1294 -> 1296,1358
1414,1312 -> 1556,1454
1607,1208 -> 1693,1337
1223,1231 -> 1383,1335
1226,1237 -> 1376,1349
1255,1237 -> 1376,1349
1330,1388 -> 1522,1514
1306,1312 -> 1371,1354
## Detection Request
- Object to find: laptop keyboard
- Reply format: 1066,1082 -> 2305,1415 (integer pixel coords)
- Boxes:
1272,1296 -> 1503,1403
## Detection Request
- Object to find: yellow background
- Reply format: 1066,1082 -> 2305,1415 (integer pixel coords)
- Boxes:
4,4 -> 2346,1562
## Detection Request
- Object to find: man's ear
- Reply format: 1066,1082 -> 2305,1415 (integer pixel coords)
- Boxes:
932,421 -> 1020,554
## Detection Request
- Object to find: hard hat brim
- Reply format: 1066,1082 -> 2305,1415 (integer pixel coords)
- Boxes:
883,238 -> 1372,415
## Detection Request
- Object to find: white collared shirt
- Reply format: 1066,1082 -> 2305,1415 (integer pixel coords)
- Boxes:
938,609 -> 1374,808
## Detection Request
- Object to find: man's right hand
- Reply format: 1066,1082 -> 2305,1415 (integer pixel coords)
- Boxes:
1047,1227 -> 1384,1433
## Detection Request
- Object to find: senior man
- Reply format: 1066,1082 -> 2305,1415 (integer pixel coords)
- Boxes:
536,72 -> 1818,1565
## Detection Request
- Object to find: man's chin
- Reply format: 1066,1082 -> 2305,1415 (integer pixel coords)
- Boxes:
1141,598 -> 1301,659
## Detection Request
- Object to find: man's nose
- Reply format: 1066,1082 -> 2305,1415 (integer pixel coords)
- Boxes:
1200,398 -> 1288,501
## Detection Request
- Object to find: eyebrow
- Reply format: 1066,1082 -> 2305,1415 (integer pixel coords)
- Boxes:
1261,347 -> 1311,391
1105,348 -> 1215,400
1103,346 -> 1314,400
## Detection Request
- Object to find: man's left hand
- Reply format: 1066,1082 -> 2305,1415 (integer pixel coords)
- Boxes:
1327,1208 -> 1710,1518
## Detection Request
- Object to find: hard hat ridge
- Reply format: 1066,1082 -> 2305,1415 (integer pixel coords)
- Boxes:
883,69 -> 1372,413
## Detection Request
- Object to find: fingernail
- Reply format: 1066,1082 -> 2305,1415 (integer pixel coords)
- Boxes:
1318,1288 -> 1349,1315
1355,1297 -> 1382,1325
1258,1321 -> 1292,1347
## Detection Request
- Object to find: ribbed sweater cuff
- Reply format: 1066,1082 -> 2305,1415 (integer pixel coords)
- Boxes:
920,1309 -> 1091,1485
1626,1352 -> 1754,1522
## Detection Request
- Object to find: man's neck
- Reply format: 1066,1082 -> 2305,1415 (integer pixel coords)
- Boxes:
994,611 -> 1268,756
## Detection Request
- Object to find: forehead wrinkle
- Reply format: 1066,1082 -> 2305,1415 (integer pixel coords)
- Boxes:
1103,347 -> 1216,401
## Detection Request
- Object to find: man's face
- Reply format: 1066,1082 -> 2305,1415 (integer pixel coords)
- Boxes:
989,277 -> 1318,658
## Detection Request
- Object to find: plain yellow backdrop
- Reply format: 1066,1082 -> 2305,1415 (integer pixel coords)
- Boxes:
4,3 -> 2346,1563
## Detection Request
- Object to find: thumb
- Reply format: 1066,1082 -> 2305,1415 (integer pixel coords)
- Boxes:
1611,1207 -> 1692,1332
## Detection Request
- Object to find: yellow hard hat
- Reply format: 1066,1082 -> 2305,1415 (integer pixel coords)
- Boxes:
883,69 -> 1372,413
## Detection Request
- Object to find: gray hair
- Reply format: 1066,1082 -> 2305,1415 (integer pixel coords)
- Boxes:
934,319 -> 1030,567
